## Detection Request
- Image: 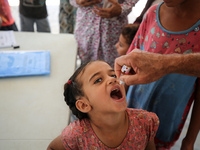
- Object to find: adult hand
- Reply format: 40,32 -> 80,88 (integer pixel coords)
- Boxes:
114,49 -> 167,85
76,0 -> 101,7
93,0 -> 122,18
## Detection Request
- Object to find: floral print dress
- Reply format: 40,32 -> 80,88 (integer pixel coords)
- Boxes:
70,0 -> 138,67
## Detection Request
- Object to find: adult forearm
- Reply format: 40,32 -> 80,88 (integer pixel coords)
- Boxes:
164,53 -> 200,77
115,50 -> 200,85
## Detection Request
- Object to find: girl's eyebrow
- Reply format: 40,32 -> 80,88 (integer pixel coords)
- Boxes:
89,72 -> 100,82
89,69 -> 114,82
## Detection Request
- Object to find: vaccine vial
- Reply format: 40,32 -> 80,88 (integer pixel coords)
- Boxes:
121,65 -> 131,75
119,65 -> 131,85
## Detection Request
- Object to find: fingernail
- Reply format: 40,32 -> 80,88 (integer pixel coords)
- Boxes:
120,80 -> 125,85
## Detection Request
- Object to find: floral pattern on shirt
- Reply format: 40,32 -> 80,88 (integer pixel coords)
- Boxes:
61,108 -> 159,150
127,3 -> 200,149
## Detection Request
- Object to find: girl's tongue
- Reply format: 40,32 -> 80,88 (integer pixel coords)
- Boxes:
110,88 -> 122,100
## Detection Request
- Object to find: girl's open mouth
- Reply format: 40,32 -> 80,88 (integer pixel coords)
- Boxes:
110,88 -> 123,100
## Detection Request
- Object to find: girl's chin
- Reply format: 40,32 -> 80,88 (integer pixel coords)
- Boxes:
114,98 -> 127,110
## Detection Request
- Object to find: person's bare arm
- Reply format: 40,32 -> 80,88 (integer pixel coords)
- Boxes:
145,139 -> 156,150
93,0 -> 122,18
76,0 -> 101,7
181,82 -> 200,150
47,135 -> 65,150
171,53 -> 200,77
114,49 -> 200,85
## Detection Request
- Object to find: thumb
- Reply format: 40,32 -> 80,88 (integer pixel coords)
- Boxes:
120,74 -> 138,86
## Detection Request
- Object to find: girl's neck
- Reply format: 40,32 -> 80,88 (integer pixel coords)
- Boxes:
89,111 -> 129,148
162,0 -> 199,15
90,111 -> 127,130
159,1 -> 200,32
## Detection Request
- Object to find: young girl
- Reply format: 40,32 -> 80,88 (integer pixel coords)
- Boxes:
115,24 -> 139,56
47,60 -> 159,150
126,0 -> 200,149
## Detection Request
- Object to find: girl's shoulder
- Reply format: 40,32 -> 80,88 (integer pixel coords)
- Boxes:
126,108 -> 159,141
126,108 -> 159,124
61,119 -> 93,149
61,119 -> 91,140
145,3 -> 160,16
142,3 -> 160,25
63,119 -> 91,134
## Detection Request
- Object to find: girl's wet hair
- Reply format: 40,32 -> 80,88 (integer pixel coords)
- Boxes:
122,24 -> 139,45
63,61 -> 95,120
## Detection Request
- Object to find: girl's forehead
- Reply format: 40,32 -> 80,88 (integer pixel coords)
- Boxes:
86,61 -> 111,71
78,61 -> 112,79
85,61 -> 111,74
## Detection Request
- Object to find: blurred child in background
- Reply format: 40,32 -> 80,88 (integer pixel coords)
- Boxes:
115,24 -> 139,56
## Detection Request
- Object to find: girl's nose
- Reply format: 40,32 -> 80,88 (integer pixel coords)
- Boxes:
107,76 -> 117,85
115,42 -> 119,48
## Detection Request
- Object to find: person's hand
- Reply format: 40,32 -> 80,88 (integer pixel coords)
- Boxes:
76,0 -> 101,7
93,0 -> 122,18
114,49 -> 166,85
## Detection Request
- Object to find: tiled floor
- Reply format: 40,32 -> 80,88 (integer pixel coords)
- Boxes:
9,1 -> 200,150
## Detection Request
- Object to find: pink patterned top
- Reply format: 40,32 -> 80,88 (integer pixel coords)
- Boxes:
70,0 -> 138,67
61,108 -> 159,150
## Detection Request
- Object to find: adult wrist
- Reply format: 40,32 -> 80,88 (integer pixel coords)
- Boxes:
155,54 -> 175,76
161,54 -> 184,75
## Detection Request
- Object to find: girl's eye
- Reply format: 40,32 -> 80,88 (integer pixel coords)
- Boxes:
111,74 -> 117,78
94,78 -> 102,84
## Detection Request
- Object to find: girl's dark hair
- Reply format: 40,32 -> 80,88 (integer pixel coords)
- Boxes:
63,61 -> 92,120
121,24 -> 139,45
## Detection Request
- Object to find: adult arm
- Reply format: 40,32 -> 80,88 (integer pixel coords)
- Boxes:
114,49 -> 200,85
93,0 -> 138,18
181,81 -> 200,150
47,135 -> 65,150
70,0 -> 100,7
145,139 -> 156,150
93,0 -> 122,18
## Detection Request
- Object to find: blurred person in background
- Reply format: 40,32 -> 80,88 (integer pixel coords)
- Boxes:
0,0 -> 18,31
59,0 -> 77,33
19,0 -> 50,32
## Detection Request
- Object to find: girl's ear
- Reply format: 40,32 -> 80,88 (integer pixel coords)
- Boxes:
75,98 -> 91,113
